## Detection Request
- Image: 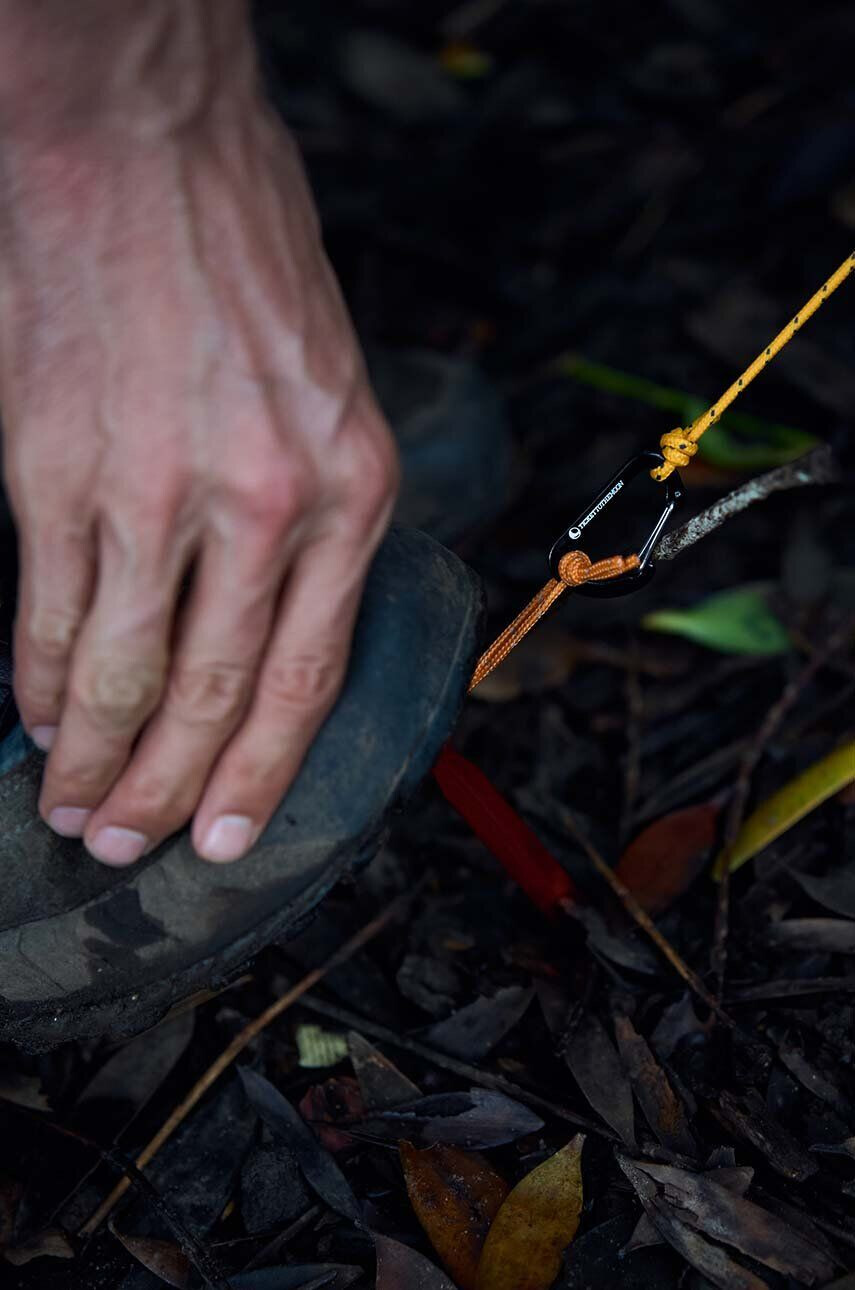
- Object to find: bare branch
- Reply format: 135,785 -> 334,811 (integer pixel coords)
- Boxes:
657,446 -> 839,562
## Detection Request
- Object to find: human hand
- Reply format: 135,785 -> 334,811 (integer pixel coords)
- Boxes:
0,2 -> 398,865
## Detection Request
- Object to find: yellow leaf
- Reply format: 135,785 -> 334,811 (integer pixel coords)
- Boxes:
401,1142 -> 509,1290
439,40 -> 493,78
715,740 -> 855,878
475,1135 -> 584,1290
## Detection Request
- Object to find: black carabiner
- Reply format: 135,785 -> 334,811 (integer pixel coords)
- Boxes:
548,450 -> 682,598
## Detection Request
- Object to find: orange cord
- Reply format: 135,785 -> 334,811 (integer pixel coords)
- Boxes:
469,549 -> 639,691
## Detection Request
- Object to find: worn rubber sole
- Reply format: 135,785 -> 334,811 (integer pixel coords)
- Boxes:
0,527 -> 483,1050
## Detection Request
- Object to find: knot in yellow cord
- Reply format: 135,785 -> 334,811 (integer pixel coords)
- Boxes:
655,428 -> 699,476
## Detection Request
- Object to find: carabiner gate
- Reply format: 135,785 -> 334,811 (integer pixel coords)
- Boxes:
548,450 -> 682,597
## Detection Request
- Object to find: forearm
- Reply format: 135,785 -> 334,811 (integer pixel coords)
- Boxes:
0,0 -> 257,144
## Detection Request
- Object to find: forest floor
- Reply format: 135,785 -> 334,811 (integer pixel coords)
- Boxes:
2,2 -> 855,1287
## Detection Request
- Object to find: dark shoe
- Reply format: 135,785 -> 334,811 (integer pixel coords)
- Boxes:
370,347 -> 517,545
0,527 -> 482,1050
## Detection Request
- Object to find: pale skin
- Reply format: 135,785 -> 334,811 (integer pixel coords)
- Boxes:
0,1 -> 399,865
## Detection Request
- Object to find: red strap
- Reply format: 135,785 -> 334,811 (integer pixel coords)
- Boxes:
432,744 -> 576,916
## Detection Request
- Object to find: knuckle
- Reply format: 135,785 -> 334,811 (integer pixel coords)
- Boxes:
341,425 -> 399,533
164,660 -> 251,728
25,606 -> 81,660
15,673 -> 64,716
72,658 -> 165,732
232,461 -> 316,531
262,652 -> 342,714
117,768 -> 195,820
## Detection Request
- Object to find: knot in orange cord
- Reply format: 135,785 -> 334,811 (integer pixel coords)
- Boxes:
557,549 -> 640,586
468,548 -> 640,691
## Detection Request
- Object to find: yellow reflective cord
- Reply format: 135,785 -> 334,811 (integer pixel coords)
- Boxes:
652,249 -> 855,480
469,248 -> 854,692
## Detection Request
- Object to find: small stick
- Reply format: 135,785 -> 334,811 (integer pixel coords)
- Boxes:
712,613 -> 855,997
295,993 -> 613,1140
657,446 -> 838,562
78,889 -> 416,1239
8,1111 -> 230,1290
557,806 -> 735,1029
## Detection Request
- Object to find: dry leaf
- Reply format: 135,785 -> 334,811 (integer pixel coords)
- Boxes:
617,803 -> 719,915
764,918 -> 855,954
423,986 -> 535,1061
715,740 -> 855,876
4,1227 -> 75,1266
614,1014 -> 696,1157
710,1089 -> 817,1182
401,1141 -> 508,1290
111,1229 -> 190,1289
618,1158 -> 768,1290
475,1134 -> 584,1290
298,1077 -> 365,1154
791,866 -> 855,919
563,1012 -> 636,1148
374,1233 -> 457,1289
348,1032 -> 422,1110
625,1160 -> 835,1283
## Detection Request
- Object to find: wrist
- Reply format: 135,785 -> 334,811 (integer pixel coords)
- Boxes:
0,0 -> 256,147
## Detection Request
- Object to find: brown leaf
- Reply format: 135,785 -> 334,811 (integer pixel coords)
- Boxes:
627,1161 -> 835,1283
563,1012 -> 636,1148
811,1135 -> 855,1161
791,867 -> 855,919
374,1233 -> 457,1290
710,1089 -> 817,1182
568,906 -> 659,975
423,986 -> 535,1061
618,1157 -> 768,1290
4,1227 -> 75,1266
298,1077 -> 365,1154
626,1165 -> 754,1252
475,1134 -> 584,1290
777,1046 -> 854,1119
764,919 -> 855,953
348,1032 -> 422,1110
0,1067 -> 51,1112
614,1014 -> 696,1157
400,1141 -> 509,1290
111,1229 -> 190,1289
616,804 -> 719,915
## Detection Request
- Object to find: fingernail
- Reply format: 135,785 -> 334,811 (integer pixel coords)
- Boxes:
31,725 -> 58,751
49,805 -> 91,837
88,826 -> 148,867
200,814 -> 256,863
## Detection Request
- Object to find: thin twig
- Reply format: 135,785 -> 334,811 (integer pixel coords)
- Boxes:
557,806 -> 735,1029
711,613 -> 855,998
8,1110 -> 230,1290
78,888 -> 416,1239
657,446 -> 838,562
295,994 -> 614,1140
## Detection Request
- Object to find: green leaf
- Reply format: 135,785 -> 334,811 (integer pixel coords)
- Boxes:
698,420 -> 817,470
642,589 -> 791,656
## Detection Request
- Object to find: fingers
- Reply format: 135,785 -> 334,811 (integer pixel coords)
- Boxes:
36,503 -> 192,851
190,534 -> 368,862
80,523 -> 288,861
188,417 -> 397,863
13,521 -> 95,750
